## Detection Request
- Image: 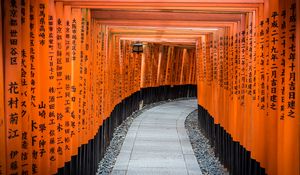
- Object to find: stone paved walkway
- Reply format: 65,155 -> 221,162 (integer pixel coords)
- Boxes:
112,99 -> 202,175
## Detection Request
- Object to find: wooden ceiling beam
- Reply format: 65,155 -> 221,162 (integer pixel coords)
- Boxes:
96,20 -> 235,28
90,8 -> 257,13
120,38 -> 197,44
92,11 -> 242,21
109,28 -> 219,35
56,0 -> 263,4
58,2 -> 261,10
114,34 -> 204,39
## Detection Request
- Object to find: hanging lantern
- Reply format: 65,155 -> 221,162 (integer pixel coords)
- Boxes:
132,42 -> 143,54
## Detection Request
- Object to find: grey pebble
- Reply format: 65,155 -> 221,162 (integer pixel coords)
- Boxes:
185,110 -> 229,175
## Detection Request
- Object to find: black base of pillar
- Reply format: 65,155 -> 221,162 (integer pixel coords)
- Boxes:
197,105 -> 266,175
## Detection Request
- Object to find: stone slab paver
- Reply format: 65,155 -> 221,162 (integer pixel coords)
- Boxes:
112,99 -> 202,175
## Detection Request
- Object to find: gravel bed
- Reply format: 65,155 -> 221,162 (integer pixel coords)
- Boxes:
97,98 -> 195,175
185,110 -> 229,175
